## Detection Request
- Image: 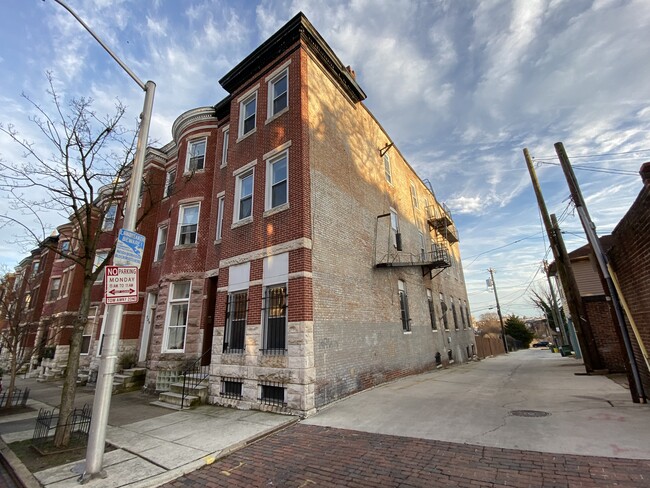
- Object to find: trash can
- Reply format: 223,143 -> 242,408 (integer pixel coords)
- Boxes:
560,345 -> 572,357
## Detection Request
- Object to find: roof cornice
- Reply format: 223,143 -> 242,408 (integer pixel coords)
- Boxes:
171,106 -> 217,143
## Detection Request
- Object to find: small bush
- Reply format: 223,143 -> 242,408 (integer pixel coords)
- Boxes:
117,352 -> 137,371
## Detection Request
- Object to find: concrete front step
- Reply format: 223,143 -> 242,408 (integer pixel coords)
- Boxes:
168,382 -> 208,400
158,391 -> 200,409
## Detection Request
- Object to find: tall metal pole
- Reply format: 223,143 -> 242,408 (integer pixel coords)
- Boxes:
49,0 -> 156,481
488,268 -> 508,354
524,148 -> 600,372
555,142 -> 645,403
543,260 -> 569,347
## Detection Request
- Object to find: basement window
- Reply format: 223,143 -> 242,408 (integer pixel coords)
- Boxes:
220,378 -> 243,399
260,382 -> 285,406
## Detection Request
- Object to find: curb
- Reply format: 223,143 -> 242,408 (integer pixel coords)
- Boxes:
0,437 -> 42,488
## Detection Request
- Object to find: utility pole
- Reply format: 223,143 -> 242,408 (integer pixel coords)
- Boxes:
524,148 -> 601,372
555,142 -> 645,403
487,268 -> 508,354
542,260 -> 569,348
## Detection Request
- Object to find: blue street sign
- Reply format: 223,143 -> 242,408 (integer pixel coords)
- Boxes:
114,229 -> 146,268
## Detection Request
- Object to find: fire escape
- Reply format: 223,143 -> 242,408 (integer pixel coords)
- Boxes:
374,201 -> 457,276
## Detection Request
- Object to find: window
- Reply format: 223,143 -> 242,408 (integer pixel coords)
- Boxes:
186,139 -> 206,172
216,196 -> 225,240
263,285 -> 287,353
236,171 -> 254,221
221,378 -> 243,399
390,209 -> 399,248
460,304 -> 467,329
221,128 -> 229,166
410,182 -> 419,209
31,260 -> 40,277
239,93 -> 257,137
177,204 -> 199,245
102,204 -> 117,231
60,240 -> 70,254
164,281 -> 191,351
452,298 -> 459,330
266,152 -> 287,209
164,169 -> 176,198
419,231 -> 426,260
24,293 -> 32,310
48,278 -> 61,301
268,69 -> 288,117
398,280 -> 410,332
427,289 -> 437,330
155,226 -> 168,261
60,270 -> 69,298
384,154 -> 392,183
80,335 -> 91,355
440,292 -> 449,330
260,383 -> 285,406
224,291 -> 247,353
93,251 -> 108,282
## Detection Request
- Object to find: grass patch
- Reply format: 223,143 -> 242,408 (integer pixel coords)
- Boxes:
9,433 -> 115,472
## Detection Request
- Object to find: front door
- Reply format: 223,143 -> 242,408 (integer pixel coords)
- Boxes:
201,277 -> 218,366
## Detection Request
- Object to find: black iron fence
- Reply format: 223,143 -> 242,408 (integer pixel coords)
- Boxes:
33,404 -> 91,441
0,387 -> 30,409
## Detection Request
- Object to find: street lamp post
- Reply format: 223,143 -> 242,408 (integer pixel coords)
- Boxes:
49,0 -> 155,482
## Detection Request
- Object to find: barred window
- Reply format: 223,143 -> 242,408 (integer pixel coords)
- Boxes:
224,291 -> 247,353
220,378 -> 243,399
260,382 -> 285,406
440,292 -> 449,330
452,298 -> 459,330
398,280 -> 410,332
427,289 -> 437,331
263,285 -> 287,354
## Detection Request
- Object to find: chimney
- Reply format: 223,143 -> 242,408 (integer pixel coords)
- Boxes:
346,65 -> 356,79
640,162 -> 650,187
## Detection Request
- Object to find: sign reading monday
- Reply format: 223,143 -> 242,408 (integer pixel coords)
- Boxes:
104,266 -> 139,304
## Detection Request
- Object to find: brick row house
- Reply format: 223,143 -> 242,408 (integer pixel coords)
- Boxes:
1,13 -> 475,415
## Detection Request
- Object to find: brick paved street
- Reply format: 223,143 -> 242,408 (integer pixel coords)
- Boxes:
163,424 -> 650,487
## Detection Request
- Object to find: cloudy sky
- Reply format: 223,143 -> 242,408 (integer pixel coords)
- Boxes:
1,0 -> 648,318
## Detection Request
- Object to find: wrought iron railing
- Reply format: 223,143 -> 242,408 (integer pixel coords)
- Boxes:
33,403 -> 91,440
180,349 -> 211,410
0,387 -> 30,409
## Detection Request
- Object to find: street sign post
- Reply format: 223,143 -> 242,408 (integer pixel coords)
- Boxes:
113,229 -> 146,268
104,266 -> 139,304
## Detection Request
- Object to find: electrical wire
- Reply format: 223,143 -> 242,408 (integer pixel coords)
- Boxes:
533,148 -> 650,160
464,232 -> 545,266
534,160 -> 639,176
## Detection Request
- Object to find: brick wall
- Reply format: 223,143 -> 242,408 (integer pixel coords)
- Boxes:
582,296 -> 626,373
608,164 -> 650,396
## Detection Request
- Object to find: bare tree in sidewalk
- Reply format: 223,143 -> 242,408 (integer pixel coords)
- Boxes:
0,73 -> 168,446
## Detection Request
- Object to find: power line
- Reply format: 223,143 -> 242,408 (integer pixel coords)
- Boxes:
464,232 -> 545,266
535,160 -> 639,176
533,148 -> 650,160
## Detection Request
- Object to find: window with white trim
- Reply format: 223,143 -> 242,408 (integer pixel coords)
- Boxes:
102,204 -> 117,231
268,69 -> 288,117
48,277 -> 61,301
239,92 -> 257,137
235,171 -> 254,221
216,196 -> 225,240
177,204 -> 199,245
59,240 -> 70,255
384,154 -> 392,183
164,168 -> 176,198
186,139 -> 206,172
398,280 -> 410,332
94,251 -> 108,283
221,128 -> 229,166
164,281 -> 191,351
266,152 -> 287,209
155,226 -> 168,261
262,284 -> 287,353
31,260 -> 40,277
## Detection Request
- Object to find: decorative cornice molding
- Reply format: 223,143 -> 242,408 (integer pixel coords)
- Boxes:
171,106 -> 217,143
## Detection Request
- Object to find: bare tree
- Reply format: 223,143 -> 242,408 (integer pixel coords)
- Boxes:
0,73 -> 146,446
474,312 -> 502,337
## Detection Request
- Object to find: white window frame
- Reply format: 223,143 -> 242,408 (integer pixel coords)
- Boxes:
221,127 -> 229,167
102,204 -> 117,231
176,203 -> 200,246
155,226 -> 168,261
93,251 -> 108,283
234,170 -> 254,223
48,277 -> 61,301
267,68 -> 288,119
384,153 -> 392,184
163,281 -> 191,352
59,240 -> 70,255
164,168 -> 176,198
185,138 -> 207,173
216,195 -> 225,240
239,91 -> 257,138
31,260 -> 40,277
265,151 -> 288,210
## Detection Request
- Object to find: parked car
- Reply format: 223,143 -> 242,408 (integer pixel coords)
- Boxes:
533,341 -> 550,348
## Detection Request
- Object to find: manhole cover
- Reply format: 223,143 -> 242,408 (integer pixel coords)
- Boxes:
509,410 -> 551,418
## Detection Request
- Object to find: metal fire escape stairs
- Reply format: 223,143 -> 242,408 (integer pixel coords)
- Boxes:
374,199 -> 458,277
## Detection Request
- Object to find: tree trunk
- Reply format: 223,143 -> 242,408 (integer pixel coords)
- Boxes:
53,278 -> 93,447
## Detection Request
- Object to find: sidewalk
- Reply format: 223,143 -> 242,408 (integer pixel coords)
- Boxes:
0,379 -> 296,488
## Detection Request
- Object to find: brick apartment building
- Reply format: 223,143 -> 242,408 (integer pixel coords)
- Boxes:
1,13 -> 475,415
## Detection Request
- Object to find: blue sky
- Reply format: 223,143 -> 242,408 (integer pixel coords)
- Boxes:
1,0 -> 649,318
